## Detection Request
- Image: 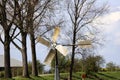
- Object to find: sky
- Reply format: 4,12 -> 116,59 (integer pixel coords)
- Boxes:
97,0 -> 120,66
0,0 -> 120,68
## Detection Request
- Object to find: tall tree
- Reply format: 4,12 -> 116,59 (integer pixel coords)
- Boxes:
26,0 -> 38,76
0,0 -> 17,78
26,0 -> 58,76
65,0 -> 107,79
11,0 -> 29,77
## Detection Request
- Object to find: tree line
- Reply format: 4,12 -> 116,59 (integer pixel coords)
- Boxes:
0,0 -> 108,80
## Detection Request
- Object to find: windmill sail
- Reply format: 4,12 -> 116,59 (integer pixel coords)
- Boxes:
37,37 -> 50,47
78,40 -> 91,48
44,49 -> 55,65
55,45 -> 68,56
52,27 -> 60,42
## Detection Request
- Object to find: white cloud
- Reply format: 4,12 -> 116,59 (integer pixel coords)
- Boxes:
93,11 -> 120,33
101,11 -> 120,24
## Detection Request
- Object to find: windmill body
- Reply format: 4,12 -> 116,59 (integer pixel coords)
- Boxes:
37,27 -> 68,80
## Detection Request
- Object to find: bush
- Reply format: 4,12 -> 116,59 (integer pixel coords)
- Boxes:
0,71 -> 4,78
11,67 -> 23,77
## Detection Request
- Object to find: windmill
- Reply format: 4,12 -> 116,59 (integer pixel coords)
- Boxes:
37,27 -> 68,80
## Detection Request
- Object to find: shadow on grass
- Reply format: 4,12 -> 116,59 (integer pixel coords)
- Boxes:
30,76 -> 49,80
60,72 -> 120,80
97,73 -> 120,80
87,73 -> 104,80
12,76 -> 49,80
0,78 -> 15,80
64,73 -> 102,80
72,74 -> 82,80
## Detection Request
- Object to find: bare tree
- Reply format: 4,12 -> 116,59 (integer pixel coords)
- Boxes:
11,0 -> 29,77
26,0 -> 38,76
65,0 -> 107,79
27,0 -> 60,76
26,0 -> 56,76
0,0 -> 17,78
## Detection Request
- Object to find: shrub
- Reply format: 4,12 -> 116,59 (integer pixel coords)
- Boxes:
0,71 -> 4,78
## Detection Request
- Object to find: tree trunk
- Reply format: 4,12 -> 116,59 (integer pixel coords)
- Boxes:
4,30 -> 12,78
30,33 -> 38,76
27,1 -> 38,76
70,15 -> 77,79
69,29 -> 76,80
21,32 -> 29,78
1,0 -> 12,78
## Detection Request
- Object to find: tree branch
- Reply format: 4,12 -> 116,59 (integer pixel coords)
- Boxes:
33,0 -> 51,20
12,40 -> 21,51
11,31 -> 21,41
67,4 -> 75,24
0,35 -> 4,44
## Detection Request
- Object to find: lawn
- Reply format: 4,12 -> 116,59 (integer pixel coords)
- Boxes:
0,76 -> 54,80
0,72 -> 120,80
96,72 -> 120,80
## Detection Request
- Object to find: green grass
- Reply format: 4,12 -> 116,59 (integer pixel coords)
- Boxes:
97,72 -> 120,80
0,76 -> 54,80
13,76 -> 54,80
0,72 -> 120,80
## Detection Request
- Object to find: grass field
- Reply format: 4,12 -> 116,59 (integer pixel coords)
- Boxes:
0,72 -> 120,80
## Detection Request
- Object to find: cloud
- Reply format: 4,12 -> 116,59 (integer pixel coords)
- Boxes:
101,11 -> 120,24
93,11 -> 120,33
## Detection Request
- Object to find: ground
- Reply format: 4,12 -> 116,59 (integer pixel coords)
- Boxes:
0,72 -> 120,80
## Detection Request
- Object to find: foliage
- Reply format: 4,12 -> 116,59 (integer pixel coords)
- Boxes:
28,60 -> 44,75
51,54 -> 70,73
11,68 -> 23,77
106,62 -> 120,71
0,71 -> 4,77
83,55 -> 105,74
37,60 -> 45,74
50,53 -> 105,75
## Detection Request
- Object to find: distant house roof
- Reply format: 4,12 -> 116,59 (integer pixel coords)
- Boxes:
0,55 -> 22,67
